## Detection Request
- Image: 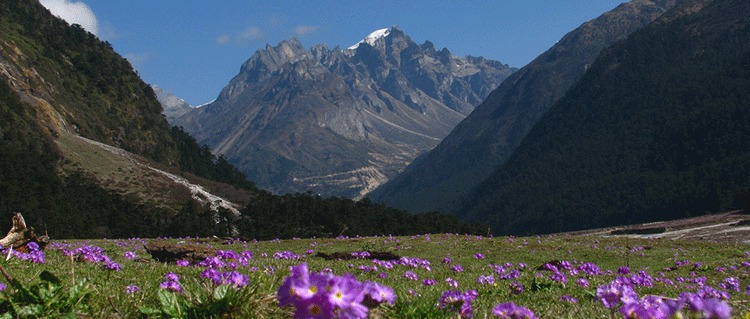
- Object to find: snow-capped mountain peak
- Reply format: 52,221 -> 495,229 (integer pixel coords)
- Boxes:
347,28 -> 390,50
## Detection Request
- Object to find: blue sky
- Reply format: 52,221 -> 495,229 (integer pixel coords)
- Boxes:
40,0 -> 625,106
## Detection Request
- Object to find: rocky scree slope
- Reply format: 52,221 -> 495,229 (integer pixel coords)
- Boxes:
173,27 -> 515,199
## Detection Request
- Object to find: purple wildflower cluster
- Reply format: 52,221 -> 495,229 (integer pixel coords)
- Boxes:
160,272 -> 184,293
200,268 -> 249,288
125,284 -> 141,295
492,302 -> 537,319
277,263 -> 395,319
56,244 -> 121,271
438,289 -> 477,318
351,251 -> 370,259
274,250 -> 303,260
2,241 -> 45,263
596,277 -> 731,319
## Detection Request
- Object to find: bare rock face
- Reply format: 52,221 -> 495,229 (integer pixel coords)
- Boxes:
172,27 -> 515,199
152,85 -> 194,122
369,0 -> 681,212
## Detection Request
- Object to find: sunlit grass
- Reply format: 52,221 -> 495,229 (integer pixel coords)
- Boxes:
1,234 -> 749,318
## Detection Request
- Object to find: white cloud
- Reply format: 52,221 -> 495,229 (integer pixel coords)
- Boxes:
293,25 -> 320,38
39,0 -> 99,36
237,27 -> 264,43
217,27 -> 265,46
123,52 -> 150,70
215,34 -> 231,45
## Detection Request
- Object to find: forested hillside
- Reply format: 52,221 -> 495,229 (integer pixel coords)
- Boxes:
0,0 -> 476,239
369,0 -> 678,213
457,0 -> 750,235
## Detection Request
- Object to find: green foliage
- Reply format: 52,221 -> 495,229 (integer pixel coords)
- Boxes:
239,192 -> 483,240
0,0 -> 177,162
139,283 -> 261,319
170,126 -> 256,190
457,0 -> 750,235
0,234 -> 747,318
0,271 -> 91,318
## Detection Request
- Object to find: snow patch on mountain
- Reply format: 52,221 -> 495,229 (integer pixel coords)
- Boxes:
347,28 -> 390,50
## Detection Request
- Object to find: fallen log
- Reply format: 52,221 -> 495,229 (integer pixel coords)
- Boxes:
144,241 -> 217,263
0,213 -> 48,252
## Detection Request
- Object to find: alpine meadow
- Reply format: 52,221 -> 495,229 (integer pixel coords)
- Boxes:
1,0 -> 750,318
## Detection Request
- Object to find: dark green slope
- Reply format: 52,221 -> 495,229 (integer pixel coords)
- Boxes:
369,0 -> 678,213
457,0 -> 750,235
0,0 -> 254,237
0,0 -> 477,239
0,0 -> 176,161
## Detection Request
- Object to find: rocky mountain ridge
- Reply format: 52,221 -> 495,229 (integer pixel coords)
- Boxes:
369,0 -> 680,212
456,0 -> 750,235
173,27 -> 515,198
152,85 -> 194,122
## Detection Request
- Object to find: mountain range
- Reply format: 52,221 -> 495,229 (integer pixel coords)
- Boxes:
0,0 -> 475,239
369,0 -> 681,213
454,0 -> 750,235
171,27 -> 515,198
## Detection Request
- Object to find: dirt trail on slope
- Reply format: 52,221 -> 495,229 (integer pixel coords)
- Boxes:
554,211 -> 750,244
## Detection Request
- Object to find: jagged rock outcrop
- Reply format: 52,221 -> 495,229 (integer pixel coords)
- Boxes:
153,85 -> 194,122
369,0 -> 680,212
173,27 -> 515,198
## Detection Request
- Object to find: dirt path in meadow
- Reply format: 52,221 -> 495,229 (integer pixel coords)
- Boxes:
555,210 -> 750,244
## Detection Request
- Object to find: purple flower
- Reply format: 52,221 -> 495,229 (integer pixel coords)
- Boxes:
164,272 -> 180,283
294,293 -> 334,319
124,251 -> 137,260
125,284 -> 140,294
160,280 -> 183,294
473,253 -> 485,259
363,281 -> 396,307
446,277 -> 459,288
719,277 -> 740,292
576,278 -> 589,288
0,282 -> 5,292
477,275 -> 495,286
439,290 -> 477,318
200,268 -> 220,281
492,302 -> 537,319
326,274 -> 363,309
102,261 -> 122,272
510,281 -> 524,295
176,260 -> 190,267
617,266 -> 631,275
422,279 -> 436,286
403,271 -> 418,281
278,264 -> 312,307
277,263 -> 395,318
577,262 -> 603,276
451,265 -> 464,272
596,281 -> 637,309
559,295 -> 578,303
701,298 -> 731,319
549,272 -> 567,284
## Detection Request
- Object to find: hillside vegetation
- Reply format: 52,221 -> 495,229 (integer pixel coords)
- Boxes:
369,0 -> 678,213
0,0 -> 475,239
457,0 -> 750,235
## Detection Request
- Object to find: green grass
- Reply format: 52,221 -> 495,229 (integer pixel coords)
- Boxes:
1,234 -> 749,318
55,131 -> 194,212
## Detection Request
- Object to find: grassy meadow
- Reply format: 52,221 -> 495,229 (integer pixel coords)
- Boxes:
0,233 -> 748,318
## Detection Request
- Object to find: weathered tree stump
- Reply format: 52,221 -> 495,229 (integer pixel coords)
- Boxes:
0,213 -> 49,253
144,241 -> 217,263
315,251 -> 401,261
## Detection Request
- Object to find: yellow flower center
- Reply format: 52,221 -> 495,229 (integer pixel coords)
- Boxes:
309,304 -> 321,315
309,286 -> 317,294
